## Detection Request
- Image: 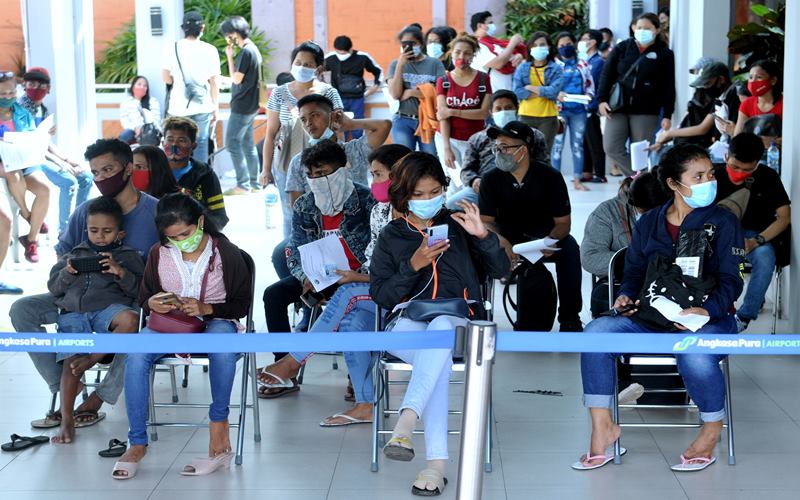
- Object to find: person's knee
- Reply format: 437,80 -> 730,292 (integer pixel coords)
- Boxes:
676,354 -> 721,377
111,310 -> 140,333
208,352 -> 239,367
584,316 -> 615,333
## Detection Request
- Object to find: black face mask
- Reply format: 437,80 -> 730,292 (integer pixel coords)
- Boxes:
87,239 -> 123,253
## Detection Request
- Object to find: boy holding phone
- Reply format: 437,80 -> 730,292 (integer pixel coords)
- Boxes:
46,196 -> 144,444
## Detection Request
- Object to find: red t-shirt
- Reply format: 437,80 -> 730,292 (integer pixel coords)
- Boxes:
739,96 -> 783,119
322,213 -> 361,271
665,219 -> 680,243
436,71 -> 492,141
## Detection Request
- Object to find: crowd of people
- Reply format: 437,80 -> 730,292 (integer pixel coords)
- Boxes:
0,7 -> 791,497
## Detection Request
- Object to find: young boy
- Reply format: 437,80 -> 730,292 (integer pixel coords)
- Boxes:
47,196 -> 144,444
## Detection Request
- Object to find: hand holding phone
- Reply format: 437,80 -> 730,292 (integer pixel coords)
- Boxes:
155,292 -> 183,307
426,224 -> 449,247
70,256 -> 106,274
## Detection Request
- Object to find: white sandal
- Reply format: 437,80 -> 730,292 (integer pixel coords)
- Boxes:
111,461 -> 139,480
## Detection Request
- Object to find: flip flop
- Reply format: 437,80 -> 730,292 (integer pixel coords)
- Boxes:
180,451 -> 234,476
256,371 -> 296,389
571,446 -> 627,471
99,438 -> 127,458
383,436 -> 415,462
112,461 -> 139,480
1,434 -> 49,452
319,413 -> 372,427
670,454 -> 717,472
73,410 -> 106,428
411,468 -> 448,496
257,384 -> 300,399
30,411 -> 61,429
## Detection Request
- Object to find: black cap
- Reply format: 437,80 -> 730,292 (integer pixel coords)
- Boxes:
690,61 -> 730,88
182,11 -> 204,26
486,121 -> 537,148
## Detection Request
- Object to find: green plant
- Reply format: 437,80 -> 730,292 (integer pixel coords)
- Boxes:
504,0 -> 588,43
95,0 -> 272,84
727,2 -> 784,77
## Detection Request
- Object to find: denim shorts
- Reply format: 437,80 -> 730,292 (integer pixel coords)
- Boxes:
55,303 -> 137,363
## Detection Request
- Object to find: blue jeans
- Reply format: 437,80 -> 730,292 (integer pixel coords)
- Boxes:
290,283 -> 376,403
125,320 -> 240,446
445,186 -> 479,211
39,161 -> 93,233
391,115 -> 437,155
738,229 -> 777,321
271,162 -> 292,239
189,112 -> 213,164
272,238 -> 291,280
342,97 -> 365,140
581,314 -> 736,422
552,111 -> 587,177
55,303 -> 135,363
226,111 -> 260,190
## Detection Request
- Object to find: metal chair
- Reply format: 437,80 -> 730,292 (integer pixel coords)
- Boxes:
606,248 -> 736,465
371,278 -> 496,473
146,249 -> 262,466
296,304 -> 340,384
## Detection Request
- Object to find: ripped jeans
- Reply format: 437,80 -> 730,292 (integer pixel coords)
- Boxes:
552,111 -> 587,177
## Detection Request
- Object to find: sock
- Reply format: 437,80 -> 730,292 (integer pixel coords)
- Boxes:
392,408 -> 417,439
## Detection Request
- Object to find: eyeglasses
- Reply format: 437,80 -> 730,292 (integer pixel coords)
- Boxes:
491,143 -> 524,155
22,80 -> 49,89
0,71 -> 14,82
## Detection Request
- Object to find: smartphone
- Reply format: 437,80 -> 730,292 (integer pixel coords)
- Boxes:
300,290 -> 325,308
613,303 -> 637,315
426,224 -> 448,247
156,292 -> 183,307
401,42 -> 415,54
71,256 -> 106,274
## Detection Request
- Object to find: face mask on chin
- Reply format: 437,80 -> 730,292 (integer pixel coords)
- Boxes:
308,127 -> 335,146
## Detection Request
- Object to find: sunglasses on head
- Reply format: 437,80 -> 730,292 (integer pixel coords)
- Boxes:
0,71 -> 14,82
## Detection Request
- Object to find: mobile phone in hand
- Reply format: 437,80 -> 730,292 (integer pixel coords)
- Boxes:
426,224 -> 448,247
156,292 -> 182,307
71,256 -> 106,274
300,290 -> 325,308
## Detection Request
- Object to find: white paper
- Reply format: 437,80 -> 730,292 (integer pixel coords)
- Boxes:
630,140 -> 650,172
675,257 -> 700,278
562,93 -> 591,104
512,237 -> 560,265
0,115 -> 54,172
650,296 -> 710,332
298,234 -> 350,292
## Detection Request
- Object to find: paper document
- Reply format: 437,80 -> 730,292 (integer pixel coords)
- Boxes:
0,114 -> 54,172
562,93 -> 591,104
512,237 -> 560,265
298,235 -> 350,292
650,296 -> 709,332
630,140 -> 650,172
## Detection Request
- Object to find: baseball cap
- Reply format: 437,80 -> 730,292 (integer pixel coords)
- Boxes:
690,61 -> 730,88
689,56 -> 714,75
486,121 -> 538,148
22,67 -> 50,84
182,11 -> 204,26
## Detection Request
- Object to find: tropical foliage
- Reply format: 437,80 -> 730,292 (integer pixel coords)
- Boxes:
504,0 -> 588,42
727,2 -> 784,76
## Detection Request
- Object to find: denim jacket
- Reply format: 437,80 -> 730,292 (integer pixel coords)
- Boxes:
512,60 -> 564,103
287,183 -> 376,283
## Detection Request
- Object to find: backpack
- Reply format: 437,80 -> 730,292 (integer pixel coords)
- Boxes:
441,71 -> 488,101
504,261 -> 557,331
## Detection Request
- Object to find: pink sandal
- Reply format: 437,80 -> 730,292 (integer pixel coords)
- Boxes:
670,454 -> 717,472
180,451 -> 234,476
571,446 -> 627,470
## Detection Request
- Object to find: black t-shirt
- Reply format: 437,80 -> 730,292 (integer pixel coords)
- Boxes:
715,164 -> 790,232
231,41 -> 262,114
479,162 -> 571,245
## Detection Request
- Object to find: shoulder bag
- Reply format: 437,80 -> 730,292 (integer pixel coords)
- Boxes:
175,42 -> 208,108
607,47 -> 648,112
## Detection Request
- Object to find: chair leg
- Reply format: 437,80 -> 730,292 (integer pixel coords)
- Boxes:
169,366 -> 179,403
49,391 -> 58,414
613,370 -> 621,464
297,363 -> 306,385
772,268 -> 782,333
371,360 -> 381,472
484,399 -> 493,473
382,369 -> 390,417
723,359 -> 735,465
148,367 -> 158,442
235,353 -> 248,466
332,355 -> 339,370
249,353 -> 261,442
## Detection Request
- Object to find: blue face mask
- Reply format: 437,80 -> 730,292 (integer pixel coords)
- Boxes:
492,110 -> 517,128
427,42 -> 443,58
408,194 -> 445,220
308,127 -> 335,146
530,46 -> 550,61
486,23 -> 497,37
678,180 -> 717,209
634,29 -> 655,46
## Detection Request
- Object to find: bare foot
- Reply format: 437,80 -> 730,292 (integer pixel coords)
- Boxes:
113,445 -> 147,478
69,354 -> 105,378
321,403 -> 373,425
51,414 -> 75,444
209,421 -> 232,457
682,421 -> 722,460
580,422 -> 621,467
573,179 -> 590,191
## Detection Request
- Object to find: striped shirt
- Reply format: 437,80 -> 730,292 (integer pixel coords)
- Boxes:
266,83 -> 343,125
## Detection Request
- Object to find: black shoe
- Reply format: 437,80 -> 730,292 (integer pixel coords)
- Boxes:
559,321 -> 583,332
590,176 -> 608,183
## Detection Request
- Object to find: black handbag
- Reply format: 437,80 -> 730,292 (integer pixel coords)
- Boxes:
404,298 -> 471,322
138,121 -> 162,146
608,49 -> 648,112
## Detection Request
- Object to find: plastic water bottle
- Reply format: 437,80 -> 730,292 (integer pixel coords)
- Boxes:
767,142 -> 780,172
264,184 -> 279,229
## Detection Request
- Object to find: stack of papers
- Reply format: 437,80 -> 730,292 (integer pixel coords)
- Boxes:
650,296 -> 710,332
0,115 -> 53,172
630,140 -> 650,172
562,94 -> 591,104
512,237 -> 560,265
298,235 -> 350,292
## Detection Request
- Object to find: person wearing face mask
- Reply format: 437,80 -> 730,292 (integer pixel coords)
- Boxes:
597,12 -> 675,176
425,26 -> 455,70
258,140 -> 376,398
714,133 -> 790,332
161,116 -> 228,229
448,90 -> 547,210
47,196 -> 143,445
324,35 -> 383,141
131,145 -> 182,199
576,145 -> 744,473
119,75 -> 162,145
434,33 -> 492,196
370,152 -> 507,496
478,121 -> 583,332
733,60 -> 783,144
387,25 -> 446,153
579,29 -> 608,183
469,11 -> 527,91
512,31 -> 565,156
114,193 -> 252,479
162,11 -> 220,164
10,139 -> 159,436
552,32 -> 595,192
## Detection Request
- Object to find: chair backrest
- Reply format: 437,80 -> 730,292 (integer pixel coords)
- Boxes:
607,247 -> 628,309
239,249 -> 256,333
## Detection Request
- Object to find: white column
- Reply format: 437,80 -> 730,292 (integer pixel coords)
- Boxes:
783,1 -> 799,331
313,0 -> 327,49
253,0 -> 295,79
433,0 -> 447,27
135,0 -> 183,115
22,0 -> 97,158
609,0 -> 633,44
589,0 -> 612,31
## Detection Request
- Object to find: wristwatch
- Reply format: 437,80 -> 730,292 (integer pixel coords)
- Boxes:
754,234 -> 767,246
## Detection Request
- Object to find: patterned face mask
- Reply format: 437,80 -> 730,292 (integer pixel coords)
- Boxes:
168,219 -> 204,253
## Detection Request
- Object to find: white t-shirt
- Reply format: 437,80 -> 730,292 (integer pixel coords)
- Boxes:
471,44 -> 513,92
163,38 -> 221,116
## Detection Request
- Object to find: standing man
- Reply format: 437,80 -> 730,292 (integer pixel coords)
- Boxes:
162,11 -> 220,164
579,29 -> 607,183
469,11 -> 526,91
325,35 -> 383,140
221,16 -> 263,196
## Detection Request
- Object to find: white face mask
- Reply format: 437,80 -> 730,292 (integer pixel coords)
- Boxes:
492,110 -> 517,128
577,40 -> 590,60
307,167 -> 354,216
291,65 -> 316,83
335,52 -> 351,62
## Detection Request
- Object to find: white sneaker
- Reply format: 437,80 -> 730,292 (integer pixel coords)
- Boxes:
618,383 -> 645,405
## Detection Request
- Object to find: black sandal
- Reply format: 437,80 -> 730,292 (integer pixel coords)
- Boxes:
1,434 -> 49,452
98,438 -> 127,458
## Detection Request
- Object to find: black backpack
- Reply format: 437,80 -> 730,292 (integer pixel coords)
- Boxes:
504,261 -> 557,331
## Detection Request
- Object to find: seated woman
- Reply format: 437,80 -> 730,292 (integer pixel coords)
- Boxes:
370,152 -> 508,495
112,193 -> 252,480
131,145 -> 182,199
119,75 -> 162,145
257,144 -> 410,426
574,144 -> 744,473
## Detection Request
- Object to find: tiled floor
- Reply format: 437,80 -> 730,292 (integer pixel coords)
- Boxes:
0,172 -> 796,499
